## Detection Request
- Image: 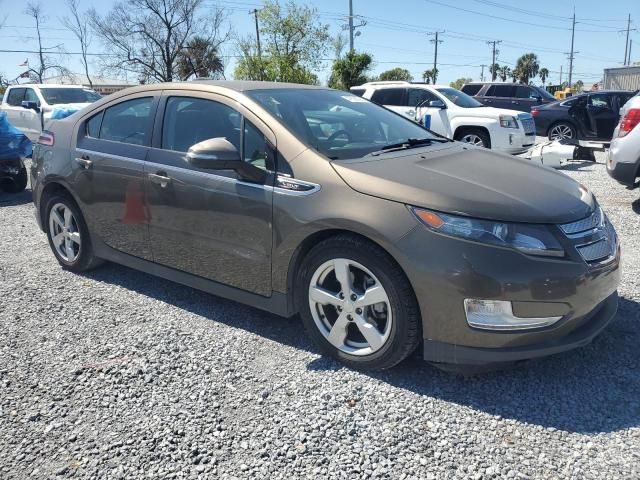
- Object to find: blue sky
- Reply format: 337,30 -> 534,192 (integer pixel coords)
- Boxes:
2,0 -> 638,86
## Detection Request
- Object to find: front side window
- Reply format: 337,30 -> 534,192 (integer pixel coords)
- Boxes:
23,88 -> 39,104
6,88 -> 25,106
100,97 -> 153,146
486,85 -> 515,97
161,96 -> 241,153
407,89 -> 438,107
40,88 -> 101,105
247,89 -> 437,160
370,88 -> 405,106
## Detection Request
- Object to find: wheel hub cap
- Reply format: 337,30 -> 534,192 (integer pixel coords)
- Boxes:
49,203 -> 81,263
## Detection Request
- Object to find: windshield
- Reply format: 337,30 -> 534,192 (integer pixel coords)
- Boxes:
534,86 -> 556,100
246,88 -> 437,160
435,88 -> 484,108
40,88 -> 101,105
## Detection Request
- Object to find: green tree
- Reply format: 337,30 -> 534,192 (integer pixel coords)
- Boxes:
177,36 -> 225,80
498,65 -> 511,82
488,63 -> 500,81
328,50 -> 373,90
538,67 -> 549,86
378,67 -> 413,82
234,0 -> 329,84
514,53 -> 540,84
422,68 -> 438,84
574,79 -> 584,92
450,77 -> 472,90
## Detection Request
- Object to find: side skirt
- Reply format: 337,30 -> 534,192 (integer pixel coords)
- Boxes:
93,241 -> 294,318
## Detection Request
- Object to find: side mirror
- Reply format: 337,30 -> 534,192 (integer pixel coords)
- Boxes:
185,137 -> 266,183
21,100 -> 40,112
428,100 -> 446,109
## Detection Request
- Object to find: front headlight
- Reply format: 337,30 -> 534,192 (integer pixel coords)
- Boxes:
411,207 -> 565,257
499,115 -> 519,128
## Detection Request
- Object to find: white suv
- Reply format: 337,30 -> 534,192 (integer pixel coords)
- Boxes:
1,84 -> 101,142
351,81 -> 536,154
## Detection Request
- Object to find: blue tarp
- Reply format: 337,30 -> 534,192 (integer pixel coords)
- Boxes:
50,106 -> 82,120
0,112 -> 32,160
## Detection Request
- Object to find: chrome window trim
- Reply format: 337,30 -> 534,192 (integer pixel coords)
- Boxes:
76,148 -> 146,165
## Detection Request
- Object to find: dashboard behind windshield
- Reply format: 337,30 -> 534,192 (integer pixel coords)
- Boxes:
246,89 -> 436,160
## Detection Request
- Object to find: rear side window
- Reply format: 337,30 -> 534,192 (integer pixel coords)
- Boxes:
161,96 -> 241,153
588,94 -> 610,109
486,85 -> 515,97
371,88 -> 405,106
6,88 -> 25,106
99,97 -> 153,146
515,86 -> 536,99
350,88 -> 365,97
86,111 -> 103,138
461,84 -> 482,96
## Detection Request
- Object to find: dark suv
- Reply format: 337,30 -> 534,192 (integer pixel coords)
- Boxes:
462,82 -> 556,112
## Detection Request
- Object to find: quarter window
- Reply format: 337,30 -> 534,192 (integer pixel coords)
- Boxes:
6,88 -> 25,106
86,111 -> 103,138
486,85 -> 515,97
243,120 -> 270,171
161,96 -> 241,153
370,88 -> 405,106
99,97 -> 153,146
461,84 -> 482,96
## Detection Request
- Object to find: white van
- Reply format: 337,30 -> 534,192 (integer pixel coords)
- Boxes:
1,84 -> 101,142
351,81 -> 536,155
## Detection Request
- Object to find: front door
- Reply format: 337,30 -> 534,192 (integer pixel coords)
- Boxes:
407,88 -> 450,136
3,88 -> 26,133
72,93 -> 158,260
21,88 -> 43,141
480,84 -> 516,109
145,92 -> 275,296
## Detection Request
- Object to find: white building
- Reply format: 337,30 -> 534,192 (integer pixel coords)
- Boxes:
43,73 -> 136,95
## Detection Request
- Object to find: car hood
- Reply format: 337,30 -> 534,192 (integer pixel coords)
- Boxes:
454,106 -> 524,119
331,143 -> 594,224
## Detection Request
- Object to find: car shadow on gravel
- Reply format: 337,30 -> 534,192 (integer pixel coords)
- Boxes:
0,189 -> 32,206
631,198 -> 640,215
558,160 -> 601,171
82,263 -> 639,435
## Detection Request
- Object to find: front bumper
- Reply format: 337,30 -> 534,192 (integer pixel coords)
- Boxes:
493,129 -> 536,154
423,292 -> 618,365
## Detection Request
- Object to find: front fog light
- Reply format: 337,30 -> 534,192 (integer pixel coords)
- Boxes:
464,299 -> 562,331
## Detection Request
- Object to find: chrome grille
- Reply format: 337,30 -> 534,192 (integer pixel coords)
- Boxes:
560,207 -> 603,235
560,208 -> 617,265
518,113 -> 536,135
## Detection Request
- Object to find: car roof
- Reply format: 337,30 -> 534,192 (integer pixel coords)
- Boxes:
9,84 -> 88,89
186,80 -> 327,92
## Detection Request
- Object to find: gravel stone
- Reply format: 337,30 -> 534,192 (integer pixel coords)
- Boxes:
1,154 -> 639,478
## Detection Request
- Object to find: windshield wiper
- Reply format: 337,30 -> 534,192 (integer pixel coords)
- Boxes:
368,137 -> 448,156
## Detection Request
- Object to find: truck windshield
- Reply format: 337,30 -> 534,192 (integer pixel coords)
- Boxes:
435,88 -> 484,108
246,88 -> 438,160
40,88 -> 101,105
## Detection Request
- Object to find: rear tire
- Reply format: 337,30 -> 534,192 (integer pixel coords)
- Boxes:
455,128 -> 491,148
44,193 -> 104,272
296,235 -> 421,371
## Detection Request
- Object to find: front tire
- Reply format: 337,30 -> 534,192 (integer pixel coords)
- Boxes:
548,122 -> 576,141
44,193 -> 103,272
296,235 -> 421,370
455,128 -> 491,148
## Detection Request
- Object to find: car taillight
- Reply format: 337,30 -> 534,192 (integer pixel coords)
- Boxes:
531,108 -> 539,118
618,108 -> 640,137
37,131 -> 54,146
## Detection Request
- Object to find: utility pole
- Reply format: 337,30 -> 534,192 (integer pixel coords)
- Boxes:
559,65 -> 563,85
629,39 -> 633,65
487,40 -> 502,81
251,9 -> 263,80
624,14 -> 631,65
480,64 -> 486,82
348,0 -> 354,53
429,31 -> 444,83
568,8 -> 576,87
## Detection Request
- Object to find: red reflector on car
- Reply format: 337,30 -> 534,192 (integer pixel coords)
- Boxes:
618,108 -> 640,137
531,109 -> 539,117
37,131 -> 55,146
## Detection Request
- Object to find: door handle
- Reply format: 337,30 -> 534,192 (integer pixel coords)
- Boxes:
74,155 -> 92,169
406,109 -> 416,116
511,101 -> 518,104
148,172 -> 172,188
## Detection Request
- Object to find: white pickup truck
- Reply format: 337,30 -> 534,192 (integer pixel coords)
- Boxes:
351,81 -> 536,155
0,84 -> 101,142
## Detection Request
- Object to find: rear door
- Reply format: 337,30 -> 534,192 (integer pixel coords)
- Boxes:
370,88 -> 410,118
479,84 -> 516,109
586,93 -> 618,140
72,92 -> 159,260
3,88 -> 26,133
514,85 -> 539,112
144,91 -> 275,296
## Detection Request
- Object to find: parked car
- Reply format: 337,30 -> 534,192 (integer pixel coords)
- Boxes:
461,82 -> 556,112
607,93 -> 640,187
0,112 -> 31,193
31,81 -> 620,371
531,90 -> 635,143
352,81 -> 535,154
0,84 -> 101,142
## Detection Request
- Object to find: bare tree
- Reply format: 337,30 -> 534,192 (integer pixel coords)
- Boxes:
25,2 -> 68,82
60,0 -> 92,87
89,0 -> 229,82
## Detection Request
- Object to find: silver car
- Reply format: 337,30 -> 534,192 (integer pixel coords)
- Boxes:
607,93 -> 640,188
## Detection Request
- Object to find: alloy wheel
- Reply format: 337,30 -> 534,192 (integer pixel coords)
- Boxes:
549,124 -> 574,140
308,258 -> 392,356
461,134 -> 486,147
49,203 -> 81,263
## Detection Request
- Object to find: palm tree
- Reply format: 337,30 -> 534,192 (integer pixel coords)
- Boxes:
422,69 -> 434,84
498,65 -> 510,82
514,53 -> 540,84
489,63 -> 500,81
539,67 -> 549,86
176,36 -> 225,80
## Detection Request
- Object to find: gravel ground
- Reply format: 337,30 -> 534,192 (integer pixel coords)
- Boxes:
1,153 -> 640,480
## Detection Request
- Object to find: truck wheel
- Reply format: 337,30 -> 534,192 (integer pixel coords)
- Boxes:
455,128 -> 491,148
